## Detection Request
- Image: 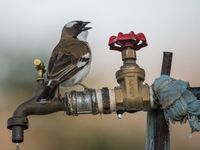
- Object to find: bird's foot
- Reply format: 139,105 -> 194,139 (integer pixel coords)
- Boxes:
57,93 -> 62,102
57,87 -> 62,101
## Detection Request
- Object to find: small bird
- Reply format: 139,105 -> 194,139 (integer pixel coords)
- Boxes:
38,20 -> 92,102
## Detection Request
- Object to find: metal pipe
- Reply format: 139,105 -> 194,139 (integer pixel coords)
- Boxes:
65,88 -> 116,115
7,79 -> 116,143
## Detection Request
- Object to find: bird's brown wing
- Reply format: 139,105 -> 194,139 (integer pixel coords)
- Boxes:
47,52 -> 81,83
38,53 -> 82,100
47,39 -> 90,84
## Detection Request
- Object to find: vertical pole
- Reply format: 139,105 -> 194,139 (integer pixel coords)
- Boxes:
146,52 -> 173,150
161,52 -> 173,75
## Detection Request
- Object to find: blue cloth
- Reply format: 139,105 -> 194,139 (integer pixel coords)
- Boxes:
153,75 -> 200,132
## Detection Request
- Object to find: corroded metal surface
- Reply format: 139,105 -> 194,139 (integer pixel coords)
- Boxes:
65,88 -> 116,115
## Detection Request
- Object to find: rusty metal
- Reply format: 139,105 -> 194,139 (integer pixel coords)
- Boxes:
65,88 -> 116,115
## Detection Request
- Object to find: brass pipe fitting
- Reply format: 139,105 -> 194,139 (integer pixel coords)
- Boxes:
33,58 -> 46,81
114,48 -> 150,113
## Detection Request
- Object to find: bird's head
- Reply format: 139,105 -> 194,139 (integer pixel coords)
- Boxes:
62,21 -> 92,41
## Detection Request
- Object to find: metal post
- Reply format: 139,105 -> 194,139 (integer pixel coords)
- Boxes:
155,52 -> 172,149
146,52 -> 172,150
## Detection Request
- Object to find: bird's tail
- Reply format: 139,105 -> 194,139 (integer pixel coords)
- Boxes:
37,80 -> 59,102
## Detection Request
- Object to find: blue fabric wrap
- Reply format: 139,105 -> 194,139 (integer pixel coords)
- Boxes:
153,75 -> 200,132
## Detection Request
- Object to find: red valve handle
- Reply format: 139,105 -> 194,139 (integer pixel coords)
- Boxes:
108,31 -> 148,51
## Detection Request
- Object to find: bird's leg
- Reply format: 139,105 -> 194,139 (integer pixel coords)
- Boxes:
57,86 -> 62,101
78,83 -> 90,91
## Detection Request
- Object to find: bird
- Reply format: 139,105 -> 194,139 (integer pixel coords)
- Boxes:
37,20 -> 92,102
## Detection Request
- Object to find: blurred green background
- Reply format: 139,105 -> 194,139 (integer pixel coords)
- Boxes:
1,0 -> 200,150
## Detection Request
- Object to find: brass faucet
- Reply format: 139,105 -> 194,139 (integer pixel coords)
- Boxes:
114,47 -> 150,113
108,31 -> 150,114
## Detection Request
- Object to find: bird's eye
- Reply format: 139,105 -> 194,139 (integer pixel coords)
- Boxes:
73,22 -> 82,29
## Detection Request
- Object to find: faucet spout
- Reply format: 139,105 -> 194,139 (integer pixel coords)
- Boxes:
12,97 -> 66,117
7,79 -> 66,143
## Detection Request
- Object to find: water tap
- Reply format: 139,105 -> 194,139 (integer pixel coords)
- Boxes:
109,31 -> 150,114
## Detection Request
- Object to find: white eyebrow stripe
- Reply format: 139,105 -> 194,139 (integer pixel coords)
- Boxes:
64,21 -> 76,28
82,52 -> 90,58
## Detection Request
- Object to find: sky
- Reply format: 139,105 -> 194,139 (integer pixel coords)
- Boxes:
0,0 -> 200,150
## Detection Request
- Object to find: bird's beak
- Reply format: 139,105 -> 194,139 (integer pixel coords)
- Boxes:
81,22 -> 92,31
